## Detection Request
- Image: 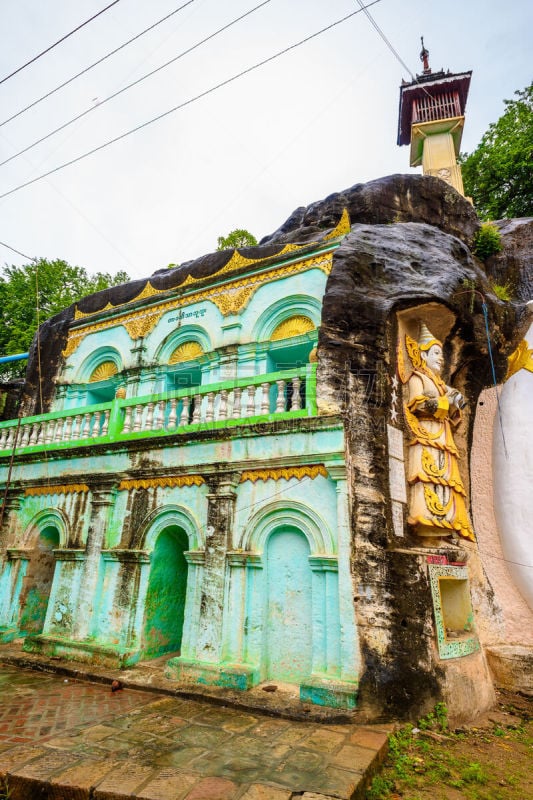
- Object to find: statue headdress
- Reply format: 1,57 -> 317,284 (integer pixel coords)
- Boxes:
418,322 -> 442,352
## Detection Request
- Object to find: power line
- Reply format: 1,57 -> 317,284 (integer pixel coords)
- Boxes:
0,0 -> 382,201
0,1 -> 123,87
355,0 -> 437,102
0,1 -> 198,129
0,239 -> 36,261
0,0 -> 272,170
355,0 -> 415,80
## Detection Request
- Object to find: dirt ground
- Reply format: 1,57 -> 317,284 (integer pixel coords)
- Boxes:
365,690 -> 533,800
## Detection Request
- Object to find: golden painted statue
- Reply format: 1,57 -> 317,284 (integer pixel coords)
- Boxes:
400,323 -> 475,542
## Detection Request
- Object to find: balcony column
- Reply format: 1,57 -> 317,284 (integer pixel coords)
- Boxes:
326,463 -> 361,681
195,473 -> 240,663
73,487 -> 116,640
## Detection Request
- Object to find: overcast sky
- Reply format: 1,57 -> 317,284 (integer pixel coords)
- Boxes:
0,0 -> 531,280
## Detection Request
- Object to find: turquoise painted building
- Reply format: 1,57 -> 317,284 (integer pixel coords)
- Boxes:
0,216 -> 360,709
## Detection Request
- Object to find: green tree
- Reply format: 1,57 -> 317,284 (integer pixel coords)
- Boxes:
216,228 -> 258,251
461,83 -> 533,219
0,258 -> 128,377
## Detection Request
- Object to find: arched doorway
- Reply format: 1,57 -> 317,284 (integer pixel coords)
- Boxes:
142,526 -> 188,658
265,527 -> 313,682
19,526 -> 59,636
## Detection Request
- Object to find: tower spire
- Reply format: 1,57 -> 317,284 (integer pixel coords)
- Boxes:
420,36 -> 430,74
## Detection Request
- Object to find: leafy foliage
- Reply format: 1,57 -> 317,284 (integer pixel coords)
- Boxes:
461,83 -> 533,219
216,228 -> 258,251
473,222 -> 503,260
0,258 -> 128,378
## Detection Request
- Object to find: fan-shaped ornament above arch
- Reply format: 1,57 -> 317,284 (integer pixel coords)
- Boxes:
270,316 -> 315,341
89,361 -> 119,383
169,341 -> 204,365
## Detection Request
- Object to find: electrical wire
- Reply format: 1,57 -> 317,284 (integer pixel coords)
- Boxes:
355,0 -> 438,103
0,239 -> 35,261
0,0 -> 273,169
0,0 -> 382,201
0,1 -> 198,129
0,1 -> 123,87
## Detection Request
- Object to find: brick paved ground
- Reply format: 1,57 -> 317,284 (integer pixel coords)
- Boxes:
0,665 -> 392,799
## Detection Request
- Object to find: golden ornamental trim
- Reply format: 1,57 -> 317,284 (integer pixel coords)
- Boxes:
25,484 -> 90,497
118,475 -> 205,491
169,341 -> 204,364
271,315 -> 315,341
240,465 -> 328,483
62,252 -> 333,359
324,208 -> 351,240
506,339 -> 533,381
89,361 -> 118,383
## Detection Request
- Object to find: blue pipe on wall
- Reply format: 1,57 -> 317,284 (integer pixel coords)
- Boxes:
0,352 -> 28,365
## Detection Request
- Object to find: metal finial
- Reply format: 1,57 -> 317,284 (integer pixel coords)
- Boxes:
420,36 -> 430,73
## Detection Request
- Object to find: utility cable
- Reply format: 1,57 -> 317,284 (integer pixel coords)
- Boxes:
0,0 -> 382,200
355,0 -> 437,103
0,0 -> 272,169
0,1 -> 198,129
0,239 -> 35,261
0,1 -> 123,87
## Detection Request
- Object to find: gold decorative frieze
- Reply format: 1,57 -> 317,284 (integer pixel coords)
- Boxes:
324,208 -> 351,240
169,341 -> 204,364
240,465 -> 328,483
25,484 -> 90,497
62,252 -> 333,359
506,339 -> 533,381
118,475 -> 205,491
271,315 -> 315,341
89,361 -> 118,383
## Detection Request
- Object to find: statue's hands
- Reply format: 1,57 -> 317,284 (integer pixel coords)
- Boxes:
425,397 -> 438,413
449,390 -> 466,410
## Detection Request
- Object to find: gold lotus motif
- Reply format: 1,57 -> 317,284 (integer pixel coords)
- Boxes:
89,361 -> 118,383
169,341 -> 204,364
271,315 -> 315,341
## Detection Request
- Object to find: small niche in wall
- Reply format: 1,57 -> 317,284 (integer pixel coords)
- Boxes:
428,564 -> 479,660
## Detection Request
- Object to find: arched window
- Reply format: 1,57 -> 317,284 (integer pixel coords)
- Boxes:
167,340 -> 204,391
268,315 -> 317,373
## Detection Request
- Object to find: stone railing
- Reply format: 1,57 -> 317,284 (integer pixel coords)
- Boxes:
0,366 -> 316,457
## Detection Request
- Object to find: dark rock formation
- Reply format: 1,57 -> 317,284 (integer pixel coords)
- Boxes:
317,220 -> 523,719
260,174 -> 480,248
487,218 -> 533,303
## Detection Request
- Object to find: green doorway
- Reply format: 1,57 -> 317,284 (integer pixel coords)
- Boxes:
19,526 -> 59,636
142,526 -> 188,658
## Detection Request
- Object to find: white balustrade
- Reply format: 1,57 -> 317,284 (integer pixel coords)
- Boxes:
0,371 -> 309,453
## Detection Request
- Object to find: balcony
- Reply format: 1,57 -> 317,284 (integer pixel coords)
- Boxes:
0,365 -> 317,458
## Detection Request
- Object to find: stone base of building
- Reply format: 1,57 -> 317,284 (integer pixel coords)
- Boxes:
486,645 -> 533,695
300,677 -> 359,709
22,634 -> 140,668
165,656 -> 259,690
0,626 -> 19,644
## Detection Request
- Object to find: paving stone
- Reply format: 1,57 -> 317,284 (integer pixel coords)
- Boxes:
330,744 -> 377,772
347,727 -> 389,751
174,725 -> 233,749
301,793 -> 340,800
239,782 -> 292,800
299,729 -> 346,753
0,745 -> 48,774
77,725 -> 118,742
12,749 -> 80,780
93,763 -> 156,799
249,719 -> 291,738
311,767 -> 361,799
219,714 -> 258,734
281,750 -> 325,773
135,768 -> 197,800
48,758 -> 119,800
185,776 -> 238,800
156,746 -> 206,769
7,774 -> 49,800
274,726 -> 310,746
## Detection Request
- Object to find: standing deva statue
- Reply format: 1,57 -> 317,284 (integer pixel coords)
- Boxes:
399,322 -> 475,542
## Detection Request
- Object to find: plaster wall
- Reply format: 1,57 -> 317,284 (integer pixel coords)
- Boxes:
471,387 -> 533,644
493,316 -> 533,614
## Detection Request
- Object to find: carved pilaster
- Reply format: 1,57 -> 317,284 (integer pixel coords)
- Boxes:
195,473 -> 240,662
